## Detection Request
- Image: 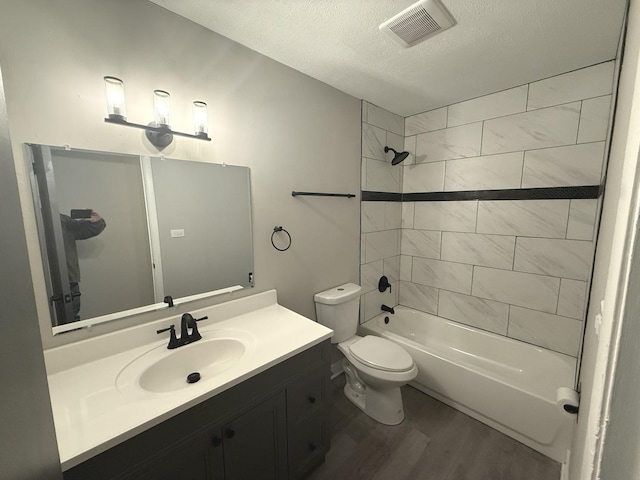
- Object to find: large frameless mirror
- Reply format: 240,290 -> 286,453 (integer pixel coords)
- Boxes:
27,145 -> 254,334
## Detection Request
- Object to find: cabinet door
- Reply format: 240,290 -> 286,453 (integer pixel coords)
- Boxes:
222,392 -> 287,480
134,437 -> 210,480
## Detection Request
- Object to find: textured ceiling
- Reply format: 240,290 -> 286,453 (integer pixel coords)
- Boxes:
148,0 -> 627,117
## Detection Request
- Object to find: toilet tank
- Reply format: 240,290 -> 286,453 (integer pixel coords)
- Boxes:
314,283 -> 361,343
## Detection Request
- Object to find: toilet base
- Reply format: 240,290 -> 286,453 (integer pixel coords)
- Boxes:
343,382 -> 405,425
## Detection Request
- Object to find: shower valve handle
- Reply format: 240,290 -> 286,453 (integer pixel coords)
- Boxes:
378,275 -> 392,293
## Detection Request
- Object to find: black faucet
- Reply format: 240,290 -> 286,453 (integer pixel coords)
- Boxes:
156,313 -> 208,349
381,304 -> 395,314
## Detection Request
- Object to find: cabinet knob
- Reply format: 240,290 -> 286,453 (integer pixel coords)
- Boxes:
308,396 -> 316,404
309,442 -> 317,452
212,436 -> 222,447
226,428 -> 235,439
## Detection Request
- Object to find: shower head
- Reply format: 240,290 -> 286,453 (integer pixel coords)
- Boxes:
384,146 -> 410,165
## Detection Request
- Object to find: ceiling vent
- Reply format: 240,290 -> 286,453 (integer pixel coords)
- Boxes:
379,0 -> 456,48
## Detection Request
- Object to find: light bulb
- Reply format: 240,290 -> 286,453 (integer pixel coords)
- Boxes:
193,101 -> 208,136
104,76 -> 126,120
153,90 -> 170,127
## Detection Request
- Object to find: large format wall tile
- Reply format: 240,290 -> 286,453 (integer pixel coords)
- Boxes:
527,61 -> 614,111
361,202 -> 385,233
521,142 -> 605,188
361,260 -> 384,293
441,232 -> 515,269
402,202 -> 415,228
399,281 -> 438,314
444,152 -> 524,191
364,102 -> 404,136
567,199 -> 599,241
362,123 -> 386,160
384,255 -> 401,283
403,161 -> 445,193
472,267 -> 560,313
578,95 -> 612,144
412,257 -> 473,294
400,255 -> 412,281
477,199 -> 570,238
508,306 -> 582,356
405,107 -> 447,136
557,279 -> 588,320
362,287 -> 398,322
401,229 -> 441,259
364,229 -> 400,263
403,135 -> 417,166
360,65 -> 610,355
363,158 -> 401,192
414,201 -> 477,232
384,202 -> 402,230
438,290 -> 509,335
447,86 -> 528,127
482,103 -> 580,155
514,237 -> 593,281
386,131 -> 404,161
416,122 -> 482,162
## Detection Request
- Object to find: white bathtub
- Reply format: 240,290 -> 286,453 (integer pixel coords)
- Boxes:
359,306 -> 576,463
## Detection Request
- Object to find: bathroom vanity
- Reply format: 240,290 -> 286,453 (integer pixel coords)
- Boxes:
45,291 -> 332,480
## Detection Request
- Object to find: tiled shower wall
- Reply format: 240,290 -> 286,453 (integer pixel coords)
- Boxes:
360,61 -> 615,357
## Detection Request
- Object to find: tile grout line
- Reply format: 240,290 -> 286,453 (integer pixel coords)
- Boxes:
575,100 -> 584,145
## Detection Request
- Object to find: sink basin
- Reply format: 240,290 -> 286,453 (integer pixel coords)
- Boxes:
116,330 -> 253,393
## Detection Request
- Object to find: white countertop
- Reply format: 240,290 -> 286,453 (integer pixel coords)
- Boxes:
44,290 -> 333,471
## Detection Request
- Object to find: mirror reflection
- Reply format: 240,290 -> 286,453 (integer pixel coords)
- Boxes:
28,145 -> 254,331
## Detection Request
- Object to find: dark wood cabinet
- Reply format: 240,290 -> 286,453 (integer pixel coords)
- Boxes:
287,366 -> 329,480
63,340 -> 330,480
221,392 -> 287,480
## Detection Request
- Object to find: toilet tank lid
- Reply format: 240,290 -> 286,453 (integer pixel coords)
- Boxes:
314,283 -> 361,305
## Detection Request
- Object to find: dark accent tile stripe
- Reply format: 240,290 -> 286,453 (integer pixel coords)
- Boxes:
361,191 -> 402,202
362,185 -> 601,203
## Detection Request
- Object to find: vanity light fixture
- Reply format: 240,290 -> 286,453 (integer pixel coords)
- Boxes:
103,76 -> 211,149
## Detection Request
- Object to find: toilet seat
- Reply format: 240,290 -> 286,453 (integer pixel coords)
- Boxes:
349,336 -> 414,372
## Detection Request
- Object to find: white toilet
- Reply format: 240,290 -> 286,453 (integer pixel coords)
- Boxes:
314,283 -> 418,425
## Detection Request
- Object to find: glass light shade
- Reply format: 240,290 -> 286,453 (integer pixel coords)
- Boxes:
153,90 -> 171,127
193,101 -> 208,135
104,76 -> 126,119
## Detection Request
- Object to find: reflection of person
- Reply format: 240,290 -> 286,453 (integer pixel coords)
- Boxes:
60,210 -> 106,321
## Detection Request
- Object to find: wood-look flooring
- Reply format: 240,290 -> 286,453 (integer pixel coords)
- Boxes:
307,376 -> 561,480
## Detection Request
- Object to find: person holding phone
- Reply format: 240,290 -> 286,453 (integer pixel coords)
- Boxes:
60,209 -> 106,321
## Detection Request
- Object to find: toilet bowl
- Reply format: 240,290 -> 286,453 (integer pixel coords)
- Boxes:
338,335 -> 417,424
314,283 -> 418,425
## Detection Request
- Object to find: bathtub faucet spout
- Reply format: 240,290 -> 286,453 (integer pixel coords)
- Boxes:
381,304 -> 395,314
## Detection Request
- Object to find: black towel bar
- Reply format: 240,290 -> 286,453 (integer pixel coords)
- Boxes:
292,191 -> 355,198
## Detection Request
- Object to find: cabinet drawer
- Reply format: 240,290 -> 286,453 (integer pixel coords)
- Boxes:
287,367 -> 328,423
288,414 -> 327,480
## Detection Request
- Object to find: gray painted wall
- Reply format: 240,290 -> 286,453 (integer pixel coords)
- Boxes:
51,149 -> 155,319
0,0 -> 360,349
0,70 -> 62,479
151,158 -> 253,298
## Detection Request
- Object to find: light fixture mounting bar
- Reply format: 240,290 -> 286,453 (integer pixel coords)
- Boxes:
104,116 -> 211,141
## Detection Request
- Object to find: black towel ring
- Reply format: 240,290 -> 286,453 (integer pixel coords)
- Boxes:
271,226 -> 292,252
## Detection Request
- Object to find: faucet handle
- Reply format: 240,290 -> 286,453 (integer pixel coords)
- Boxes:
378,276 -> 392,293
195,315 -> 208,322
156,325 -> 175,334
157,324 -> 180,349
